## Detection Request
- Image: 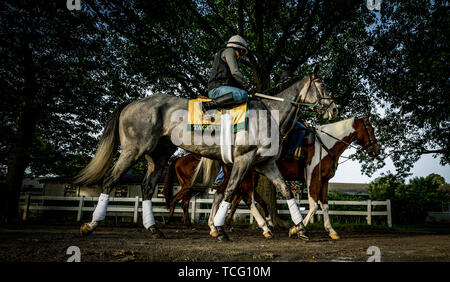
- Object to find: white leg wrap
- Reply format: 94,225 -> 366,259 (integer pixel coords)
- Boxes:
92,193 -> 109,221
287,198 -> 303,225
142,200 -> 155,229
213,201 -> 231,227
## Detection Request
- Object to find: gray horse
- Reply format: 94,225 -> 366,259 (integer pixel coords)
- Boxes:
75,69 -> 338,241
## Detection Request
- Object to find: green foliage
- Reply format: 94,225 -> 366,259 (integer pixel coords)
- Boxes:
1,1 -> 448,213
368,173 -> 450,224
328,190 -> 366,202
363,1 -> 450,173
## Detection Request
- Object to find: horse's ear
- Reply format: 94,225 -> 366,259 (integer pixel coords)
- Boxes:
312,64 -> 320,79
363,112 -> 371,120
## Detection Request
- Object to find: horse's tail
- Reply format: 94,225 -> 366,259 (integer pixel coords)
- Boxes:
163,157 -> 178,209
73,102 -> 130,185
191,157 -> 220,187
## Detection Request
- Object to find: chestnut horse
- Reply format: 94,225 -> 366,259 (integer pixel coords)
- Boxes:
163,154 -> 275,238
300,115 -> 380,239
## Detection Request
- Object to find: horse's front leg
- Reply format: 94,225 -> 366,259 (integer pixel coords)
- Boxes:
208,191 -> 223,238
319,182 -> 339,240
213,153 -> 255,241
256,160 -> 309,241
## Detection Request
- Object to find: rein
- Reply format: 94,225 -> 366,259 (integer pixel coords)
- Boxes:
280,76 -> 318,141
251,93 -> 317,107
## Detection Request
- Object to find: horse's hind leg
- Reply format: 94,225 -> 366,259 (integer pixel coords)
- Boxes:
182,193 -> 192,227
245,192 -> 273,239
167,188 -> 188,225
81,148 -> 141,236
256,160 -> 308,241
302,193 -> 318,228
141,143 -> 177,238
319,182 -> 339,239
253,190 -> 274,231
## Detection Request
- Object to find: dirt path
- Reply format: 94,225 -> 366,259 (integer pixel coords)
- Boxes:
0,225 -> 449,262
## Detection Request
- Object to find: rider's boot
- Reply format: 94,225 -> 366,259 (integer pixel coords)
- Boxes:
201,92 -> 240,113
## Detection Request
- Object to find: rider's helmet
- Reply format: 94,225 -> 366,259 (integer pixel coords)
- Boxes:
226,35 -> 248,55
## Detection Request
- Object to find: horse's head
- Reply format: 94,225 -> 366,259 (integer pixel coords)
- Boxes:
304,65 -> 338,120
354,114 -> 380,157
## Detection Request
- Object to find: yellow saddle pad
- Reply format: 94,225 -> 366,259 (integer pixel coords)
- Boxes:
188,97 -> 248,132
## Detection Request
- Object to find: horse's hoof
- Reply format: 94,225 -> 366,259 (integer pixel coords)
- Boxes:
148,226 -> 166,239
209,231 -> 219,238
216,226 -> 230,242
263,231 -> 273,239
288,226 -> 296,238
80,223 -> 94,237
217,234 -> 230,242
297,233 -> 310,241
329,233 -> 340,240
289,224 -> 309,241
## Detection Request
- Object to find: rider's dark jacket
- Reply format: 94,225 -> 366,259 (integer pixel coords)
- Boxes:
207,48 -> 248,92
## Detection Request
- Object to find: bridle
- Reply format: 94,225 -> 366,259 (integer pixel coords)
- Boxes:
281,75 -> 334,141
313,118 -> 378,180
360,118 -> 378,156
316,118 -> 378,157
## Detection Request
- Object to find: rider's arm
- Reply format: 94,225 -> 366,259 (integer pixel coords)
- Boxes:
222,48 -> 249,89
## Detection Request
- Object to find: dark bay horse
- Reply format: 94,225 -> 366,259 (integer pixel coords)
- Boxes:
74,69 -> 337,240
163,153 -> 274,238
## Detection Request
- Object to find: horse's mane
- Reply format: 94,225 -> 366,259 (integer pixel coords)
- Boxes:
317,118 -> 355,136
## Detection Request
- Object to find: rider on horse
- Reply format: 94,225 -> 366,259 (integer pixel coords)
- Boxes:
203,35 -> 252,187
201,35 -> 251,112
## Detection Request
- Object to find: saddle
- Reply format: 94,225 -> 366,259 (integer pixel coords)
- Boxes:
187,97 -> 248,132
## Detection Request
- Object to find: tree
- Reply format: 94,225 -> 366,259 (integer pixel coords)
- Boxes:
362,1 -> 450,176
368,173 -> 450,224
0,1 -> 143,220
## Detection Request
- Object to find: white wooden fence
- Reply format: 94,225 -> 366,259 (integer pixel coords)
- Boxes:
19,194 -> 392,227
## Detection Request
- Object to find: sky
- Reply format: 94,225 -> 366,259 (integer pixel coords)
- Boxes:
332,148 -> 450,184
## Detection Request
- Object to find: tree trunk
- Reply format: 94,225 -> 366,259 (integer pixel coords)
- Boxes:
4,108 -> 37,221
2,46 -> 38,222
255,175 -> 290,229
